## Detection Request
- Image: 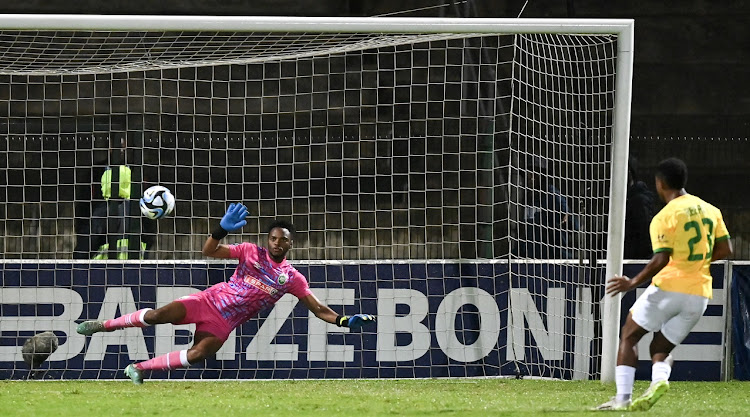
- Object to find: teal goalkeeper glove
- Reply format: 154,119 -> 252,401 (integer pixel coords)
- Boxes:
336,314 -> 376,329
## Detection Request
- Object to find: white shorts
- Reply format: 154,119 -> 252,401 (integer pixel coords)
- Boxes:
630,285 -> 709,345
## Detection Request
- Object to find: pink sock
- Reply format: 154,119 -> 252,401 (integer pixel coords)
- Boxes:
103,308 -> 152,331
135,350 -> 190,372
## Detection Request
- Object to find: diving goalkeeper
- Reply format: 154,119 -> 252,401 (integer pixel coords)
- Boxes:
77,203 -> 376,384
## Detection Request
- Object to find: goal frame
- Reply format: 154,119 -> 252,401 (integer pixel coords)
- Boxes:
0,14 -> 634,383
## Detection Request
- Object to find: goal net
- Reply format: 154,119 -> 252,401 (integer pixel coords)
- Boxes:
0,16 -> 633,381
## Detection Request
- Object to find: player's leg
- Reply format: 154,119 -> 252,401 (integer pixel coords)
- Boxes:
186,331 -> 226,364
650,331 -> 676,380
77,299 -> 189,335
596,286 -> 664,411
123,292 -> 232,384
628,332 -> 675,411
143,301 -> 189,325
618,313 -> 650,366
616,314 -> 651,405
126,331 -> 224,384
594,313 -> 649,410
631,292 -> 707,411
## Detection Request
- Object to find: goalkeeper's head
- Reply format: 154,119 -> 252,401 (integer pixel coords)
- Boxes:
267,220 -> 296,261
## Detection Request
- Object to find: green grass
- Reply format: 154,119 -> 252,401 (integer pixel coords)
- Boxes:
1,379 -> 749,416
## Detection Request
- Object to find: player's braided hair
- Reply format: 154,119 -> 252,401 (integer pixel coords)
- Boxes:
267,219 -> 296,238
655,157 -> 688,190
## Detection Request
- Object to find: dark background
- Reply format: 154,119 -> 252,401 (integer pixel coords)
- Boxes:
1,0 -> 748,257
2,1 -> 748,136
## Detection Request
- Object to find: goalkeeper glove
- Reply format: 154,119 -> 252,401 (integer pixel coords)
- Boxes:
336,314 -> 376,329
212,203 -> 248,239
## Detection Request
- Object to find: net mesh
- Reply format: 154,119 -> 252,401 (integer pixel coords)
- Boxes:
1,34 -> 518,261
0,31 -> 468,75
0,27 -> 621,380
506,34 -> 616,377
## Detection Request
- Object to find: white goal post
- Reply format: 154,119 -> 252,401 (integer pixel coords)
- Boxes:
0,15 -> 633,382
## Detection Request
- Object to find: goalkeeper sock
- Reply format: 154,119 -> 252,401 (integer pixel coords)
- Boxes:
651,360 -> 672,383
615,365 -> 636,402
103,308 -> 152,331
135,350 -> 190,372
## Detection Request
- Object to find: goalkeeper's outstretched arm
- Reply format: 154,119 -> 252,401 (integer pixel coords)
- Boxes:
202,202 -> 249,258
299,293 -> 376,329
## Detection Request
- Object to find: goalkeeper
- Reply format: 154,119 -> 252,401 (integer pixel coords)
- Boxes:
77,203 -> 376,384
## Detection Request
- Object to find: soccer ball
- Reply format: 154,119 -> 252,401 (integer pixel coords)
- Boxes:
139,185 -> 175,219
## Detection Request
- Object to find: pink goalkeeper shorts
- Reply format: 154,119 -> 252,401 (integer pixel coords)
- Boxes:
174,292 -> 233,341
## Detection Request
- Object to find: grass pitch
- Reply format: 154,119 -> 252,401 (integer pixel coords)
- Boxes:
1,379 -> 748,416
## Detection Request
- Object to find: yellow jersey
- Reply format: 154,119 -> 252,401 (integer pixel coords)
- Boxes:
649,194 -> 729,298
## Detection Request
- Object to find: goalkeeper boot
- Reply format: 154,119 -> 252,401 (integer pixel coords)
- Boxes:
629,380 -> 669,411
592,397 -> 631,411
124,364 -> 144,385
76,320 -> 109,336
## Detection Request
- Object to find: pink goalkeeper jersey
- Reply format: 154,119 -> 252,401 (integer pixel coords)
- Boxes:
202,242 -> 312,330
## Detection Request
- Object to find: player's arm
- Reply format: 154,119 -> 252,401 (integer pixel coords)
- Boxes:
202,237 -> 233,258
711,237 -> 733,261
711,215 -> 733,261
606,251 -> 670,296
608,212 -> 673,296
298,293 -> 376,329
201,203 -> 248,259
